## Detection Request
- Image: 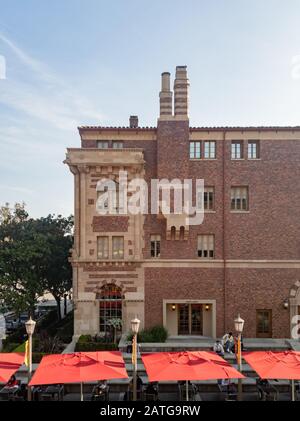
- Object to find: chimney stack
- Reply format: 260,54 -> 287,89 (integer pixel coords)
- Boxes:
174,66 -> 189,119
129,115 -> 139,128
159,72 -> 173,118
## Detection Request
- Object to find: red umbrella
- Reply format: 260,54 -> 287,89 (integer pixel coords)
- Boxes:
243,351 -> 300,379
0,353 -> 25,383
142,351 -> 244,400
243,351 -> 300,401
29,351 -> 128,400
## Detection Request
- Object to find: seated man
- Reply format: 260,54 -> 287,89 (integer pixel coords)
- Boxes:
213,340 -> 225,356
222,332 -> 235,353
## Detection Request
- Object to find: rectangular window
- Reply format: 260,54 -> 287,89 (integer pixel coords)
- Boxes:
204,141 -> 216,159
231,187 -> 248,211
189,141 -> 201,159
204,187 -> 214,211
248,140 -> 259,159
150,235 -> 161,258
231,141 -> 243,159
112,236 -> 124,259
256,310 -> 272,338
97,236 -> 109,259
197,235 -> 214,259
112,141 -> 124,149
97,141 -> 109,149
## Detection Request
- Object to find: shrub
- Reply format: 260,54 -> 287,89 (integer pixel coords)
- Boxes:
78,335 -> 93,343
2,342 -> 19,353
149,325 -> 168,342
127,325 -> 168,343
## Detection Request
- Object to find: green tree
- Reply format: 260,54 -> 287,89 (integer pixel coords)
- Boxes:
0,203 -> 73,321
35,215 -> 73,321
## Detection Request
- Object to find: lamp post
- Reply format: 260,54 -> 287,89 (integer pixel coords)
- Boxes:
234,314 -> 244,401
131,317 -> 140,401
25,317 -> 36,401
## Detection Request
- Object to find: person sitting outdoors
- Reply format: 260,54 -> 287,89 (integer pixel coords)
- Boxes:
222,332 -> 235,353
94,380 -> 107,395
213,339 -> 225,356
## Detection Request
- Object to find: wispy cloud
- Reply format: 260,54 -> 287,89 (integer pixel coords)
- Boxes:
0,184 -> 34,195
0,32 -> 105,130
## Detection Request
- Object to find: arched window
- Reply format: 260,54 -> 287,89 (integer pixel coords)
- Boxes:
179,226 -> 185,240
171,226 -> 176,240
97,284 -> 122,334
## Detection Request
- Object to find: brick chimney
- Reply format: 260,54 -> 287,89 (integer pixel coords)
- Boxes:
129,115 -> 139,128
174,66 -> 189,119
159,72 -> 173,119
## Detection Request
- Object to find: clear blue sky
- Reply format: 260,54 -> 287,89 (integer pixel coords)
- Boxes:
0,0 -> 300,217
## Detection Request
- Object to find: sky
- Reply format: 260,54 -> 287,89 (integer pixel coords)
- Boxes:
0,0 -> 300,218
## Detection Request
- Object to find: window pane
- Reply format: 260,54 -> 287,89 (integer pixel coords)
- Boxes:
97,141 -> 109,149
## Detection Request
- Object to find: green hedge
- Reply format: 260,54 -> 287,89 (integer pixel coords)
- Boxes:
127,325 -> 168,343
75,342 -> 119,352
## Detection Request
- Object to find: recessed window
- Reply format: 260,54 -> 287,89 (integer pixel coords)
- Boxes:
231,187 -> 248,211
113,141 -> 124,149
248,140 -> 259,159
190,141 -> 201,159
204,187 -> 214,211
97,141 -> 109,149
231,141 -> 243,159
197,235 -> 214,259
256,310 -> 272,338
150,235 -> 161,258
204,141 -> 216,159
112,236 -> 124,259
97,236 -> 109,259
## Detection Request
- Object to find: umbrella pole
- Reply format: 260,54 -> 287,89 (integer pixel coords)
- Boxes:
291,380 -> 295,402
81,382 -> 84,401
186,380 -> 189,402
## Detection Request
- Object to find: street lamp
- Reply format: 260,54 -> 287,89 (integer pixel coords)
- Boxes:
25,317 -> 36,401
234,314 -> 244,401
131,317 -> 140,401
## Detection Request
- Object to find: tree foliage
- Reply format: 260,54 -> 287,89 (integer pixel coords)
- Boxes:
0,203 -> 73,320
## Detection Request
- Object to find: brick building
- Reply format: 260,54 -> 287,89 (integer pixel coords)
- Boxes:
65,66 -> 300,339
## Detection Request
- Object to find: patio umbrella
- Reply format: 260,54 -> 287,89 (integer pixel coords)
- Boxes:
142,351 -> 245,401
29,351 -> 128,401
243,351 -> 300,401
0,353 -> 25,383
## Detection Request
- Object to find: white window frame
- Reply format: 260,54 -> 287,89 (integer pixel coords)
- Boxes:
204,141 -> 216,159
231,141 -> 243,159
190,141 -> 201,159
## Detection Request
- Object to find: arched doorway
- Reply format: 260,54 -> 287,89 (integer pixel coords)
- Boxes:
97,284 -> 123,338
